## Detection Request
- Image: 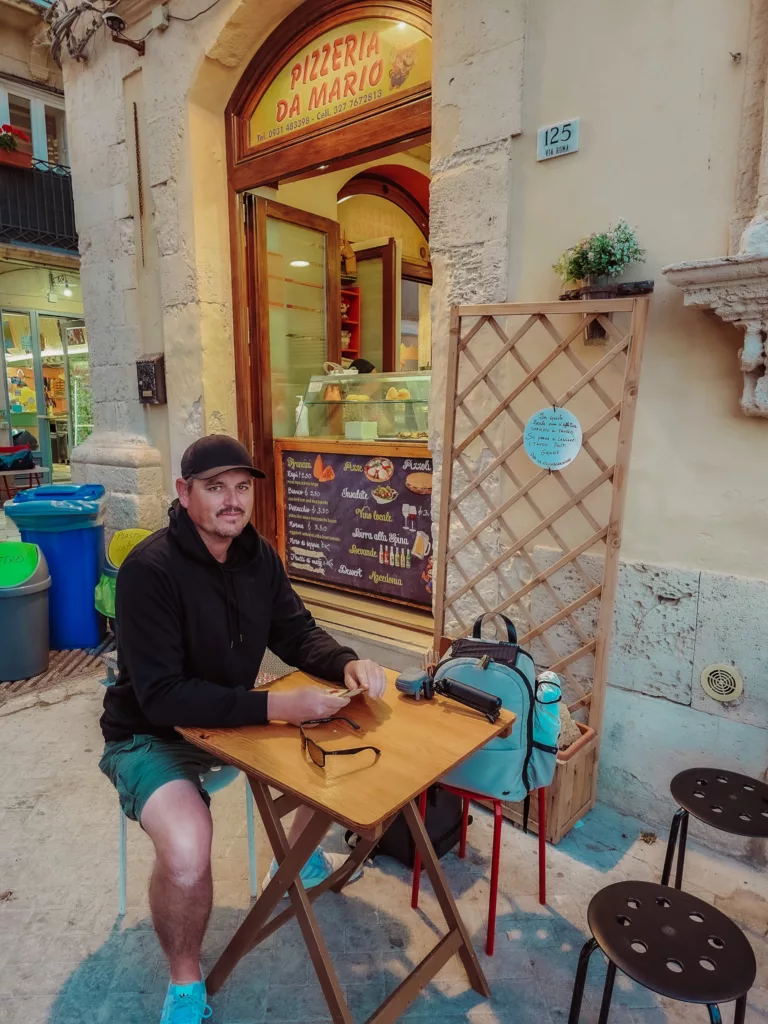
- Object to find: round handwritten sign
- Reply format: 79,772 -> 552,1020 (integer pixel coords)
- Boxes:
523,407 -> 582,470
108,528 -> 152,569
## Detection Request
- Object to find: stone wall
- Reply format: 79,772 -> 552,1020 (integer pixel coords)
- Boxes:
603,561 -> 768,860
429,0 -> 527,603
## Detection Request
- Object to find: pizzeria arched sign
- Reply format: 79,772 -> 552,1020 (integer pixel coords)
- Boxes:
248,18 -> 431,153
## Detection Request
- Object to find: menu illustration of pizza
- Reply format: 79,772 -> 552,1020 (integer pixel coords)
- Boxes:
279,448 -> 434,607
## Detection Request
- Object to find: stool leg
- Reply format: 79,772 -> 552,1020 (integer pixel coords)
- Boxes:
459,797 -> 470,859
661,807 -> 685,885
245,778 -> 257,899
538,787 -> 547,905
597,960 -> 617,1024
674,810 -> 689,890
732,995 -> 747,1024
568,937 -> 598,1024
410,789 -> 428,909
707,1005 -> 723,1024
486,801 -> 502,956
118,810 -> 127,917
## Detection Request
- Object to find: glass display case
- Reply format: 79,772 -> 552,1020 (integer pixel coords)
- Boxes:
294,370 -> 430,442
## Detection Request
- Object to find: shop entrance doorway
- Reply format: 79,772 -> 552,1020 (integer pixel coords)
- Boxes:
1,308 -> 91,480
228,0 -> 433,627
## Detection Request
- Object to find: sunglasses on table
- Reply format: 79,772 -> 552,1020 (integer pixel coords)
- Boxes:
299,716 -> 381,769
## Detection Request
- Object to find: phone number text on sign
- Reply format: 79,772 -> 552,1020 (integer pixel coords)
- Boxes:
523,407 -> 582,470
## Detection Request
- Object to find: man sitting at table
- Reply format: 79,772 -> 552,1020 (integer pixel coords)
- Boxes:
98,434 -> 386,1024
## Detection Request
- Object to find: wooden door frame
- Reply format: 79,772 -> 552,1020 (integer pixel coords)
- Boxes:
225,0 -> 432,189
354,240 -> 397,371
226,0 -> 432,542
402,259 -> 432,285
244,196 -> 341,543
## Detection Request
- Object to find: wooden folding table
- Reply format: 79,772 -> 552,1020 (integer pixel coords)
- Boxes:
179,668 -> 514,1023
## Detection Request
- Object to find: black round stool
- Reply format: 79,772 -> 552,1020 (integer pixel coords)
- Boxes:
662,767 -> 768,889
568,881 -> 756,1024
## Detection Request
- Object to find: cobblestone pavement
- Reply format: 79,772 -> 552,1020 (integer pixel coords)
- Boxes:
0,677 -> 765,1023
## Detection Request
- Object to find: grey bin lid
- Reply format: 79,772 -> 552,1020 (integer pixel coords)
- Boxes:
0,542 -> 51,598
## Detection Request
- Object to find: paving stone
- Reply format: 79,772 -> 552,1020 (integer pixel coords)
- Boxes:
343,978 -> 387,1020
95,988 -> 165,1023
11,996 -> 59,1024
221,962 -> 269,1023
267,947 -> 309,987
0,1001 -> 21,1024
264,975 -> 330,1021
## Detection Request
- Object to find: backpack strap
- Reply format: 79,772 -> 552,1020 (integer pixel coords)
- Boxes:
533,740 -> 559,755
522,793 -> 531,835
472,613 -> 518,644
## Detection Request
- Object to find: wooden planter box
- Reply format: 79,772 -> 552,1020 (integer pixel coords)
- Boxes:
0,148 -> 33,170
479,722 -> 599,844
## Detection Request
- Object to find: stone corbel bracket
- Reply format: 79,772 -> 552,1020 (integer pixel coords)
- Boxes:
663,255 -> 768,417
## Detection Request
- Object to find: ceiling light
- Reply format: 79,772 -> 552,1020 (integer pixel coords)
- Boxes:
318,164 -> 329,170
290,260 -> 310,268
397,21 -> 406,28
62,277 -> 72,297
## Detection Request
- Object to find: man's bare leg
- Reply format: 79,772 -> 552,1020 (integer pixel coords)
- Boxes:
286,803 -> 314,847
141,780 -> 214,984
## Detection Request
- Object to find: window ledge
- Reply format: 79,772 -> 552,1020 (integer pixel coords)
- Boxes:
664,254 -> 768,418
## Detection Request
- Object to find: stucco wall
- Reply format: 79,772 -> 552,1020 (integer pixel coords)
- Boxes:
511,0 -> 765,854
516,0 -> 761,579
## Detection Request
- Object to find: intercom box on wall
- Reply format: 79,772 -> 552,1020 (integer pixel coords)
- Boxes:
136,353 -> 167,405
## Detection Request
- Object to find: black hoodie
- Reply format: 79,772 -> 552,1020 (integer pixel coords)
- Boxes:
100,503 -> 358,742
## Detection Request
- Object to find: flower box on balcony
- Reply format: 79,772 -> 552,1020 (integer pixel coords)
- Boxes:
0,149 -> 33,170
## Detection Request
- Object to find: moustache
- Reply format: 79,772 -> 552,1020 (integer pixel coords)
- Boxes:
217,507 -> 245,516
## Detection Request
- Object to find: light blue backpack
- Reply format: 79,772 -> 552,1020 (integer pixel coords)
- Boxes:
440,614 -> 562,820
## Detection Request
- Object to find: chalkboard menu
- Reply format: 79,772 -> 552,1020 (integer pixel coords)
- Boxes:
278,445 -> 434,608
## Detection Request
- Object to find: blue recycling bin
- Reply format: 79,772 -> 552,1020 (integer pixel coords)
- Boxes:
3,484 -> 107,649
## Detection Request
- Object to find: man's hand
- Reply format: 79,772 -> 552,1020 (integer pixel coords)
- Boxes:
343,659 -> 387,699
267,687 -> 349,726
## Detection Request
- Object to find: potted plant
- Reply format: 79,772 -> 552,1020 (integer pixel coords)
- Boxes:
554,220 -> 649,340
0,124 -> 33,169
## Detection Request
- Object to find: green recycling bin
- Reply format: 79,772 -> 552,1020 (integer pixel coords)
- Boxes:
95,562 -> 118,621
0,542 -> 51,682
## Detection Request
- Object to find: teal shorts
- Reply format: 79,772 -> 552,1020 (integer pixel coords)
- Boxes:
99,734 -> 225,822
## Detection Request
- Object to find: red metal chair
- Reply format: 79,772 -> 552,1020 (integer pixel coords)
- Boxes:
411,784 -> 547,956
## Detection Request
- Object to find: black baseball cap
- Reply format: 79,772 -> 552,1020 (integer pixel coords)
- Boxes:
181,434 -> 265,481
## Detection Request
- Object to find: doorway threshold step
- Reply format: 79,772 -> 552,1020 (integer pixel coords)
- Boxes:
295,582 -> 433,669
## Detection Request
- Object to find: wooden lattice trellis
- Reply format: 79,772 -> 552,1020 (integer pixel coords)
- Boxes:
434,298 -> 649,743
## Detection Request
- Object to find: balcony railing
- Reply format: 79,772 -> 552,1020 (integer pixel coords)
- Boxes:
0,159 -> 78,253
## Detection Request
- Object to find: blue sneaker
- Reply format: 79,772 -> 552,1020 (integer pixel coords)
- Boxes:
262,847 -> 364,895
160,979 -> 212,1023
